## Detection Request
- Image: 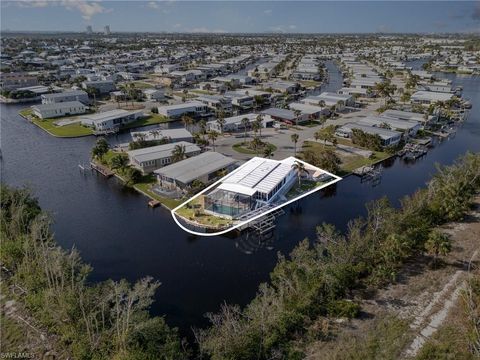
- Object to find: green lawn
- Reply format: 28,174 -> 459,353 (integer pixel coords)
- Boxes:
302,140 -> 391,174
19,108 -> 93,137
175,199 -> 233,228
120,114 -> 170,130
131,81 -> 155,89
232,141 -> 277,155
134,182 -> 182,210
100,151 -> 181,209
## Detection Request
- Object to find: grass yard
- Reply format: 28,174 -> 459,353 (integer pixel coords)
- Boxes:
131,81 -> 155,89
175,199 -> 233,229
100,151 -> 182,209
19,108 -> 93,137
134,182 -> 182,210
286,179 -> 325,199
232,141 -> 277,155
121,114 -> 170,130
302,140 -> 391,174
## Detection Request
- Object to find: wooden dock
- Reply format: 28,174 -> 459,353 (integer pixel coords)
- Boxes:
90,162 -> 114,177
148,200 -> 161,208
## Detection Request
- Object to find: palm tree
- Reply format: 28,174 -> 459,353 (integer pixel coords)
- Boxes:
291,133 -> 299,156
241,117 -> 250,140
216,116 -> 226,134
293,109 -> 302,127
207,130 -> 219,151
181,115 -> 194,132
172,144 -> 186,163
255,114 -> 263,139
252,120 -> 261,141
199,119 -> 207,138
263,145 -> 274,159
291,160 -> 307,186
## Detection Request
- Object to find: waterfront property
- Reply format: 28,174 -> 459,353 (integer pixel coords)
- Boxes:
127,141 -> 201,174
202,157 -> 299,219
355,115 -> 421,137
31,101 -> 87,119
336,123 -> 402,147
410,91 -> 454,105
381,109 -> 433,124
80,109 -> 144,131
154,152 -> 237,191
157,101 -> 210,119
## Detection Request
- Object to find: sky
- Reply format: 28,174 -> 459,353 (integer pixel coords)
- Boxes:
1,1 -> 479,34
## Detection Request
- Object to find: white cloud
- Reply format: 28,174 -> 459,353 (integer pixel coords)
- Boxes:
60,0 -> 110,20
263,9 -> 272,15
15,0 -> 50,8
12,0 -> 111,20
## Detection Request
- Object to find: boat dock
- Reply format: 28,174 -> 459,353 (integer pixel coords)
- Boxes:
90,162 -> 114,177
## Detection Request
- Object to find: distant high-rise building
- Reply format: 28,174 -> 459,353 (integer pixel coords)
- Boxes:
86,25 -> 93,34
104,25 -> 111,35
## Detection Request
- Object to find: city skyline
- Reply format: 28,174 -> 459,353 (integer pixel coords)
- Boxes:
1,1 -> 480,34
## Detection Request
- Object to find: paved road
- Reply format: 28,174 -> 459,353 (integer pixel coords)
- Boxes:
213,98 -> 383,161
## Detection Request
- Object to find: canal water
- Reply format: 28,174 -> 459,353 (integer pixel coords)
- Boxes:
1,66 -> 479,337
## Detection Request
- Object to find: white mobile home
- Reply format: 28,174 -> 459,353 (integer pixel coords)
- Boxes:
128,141 -> 201,174
32,101 -> 86,119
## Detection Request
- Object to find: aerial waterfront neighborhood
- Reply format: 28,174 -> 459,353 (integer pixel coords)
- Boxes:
1,1 -> 480,359
1,29 -> 473,221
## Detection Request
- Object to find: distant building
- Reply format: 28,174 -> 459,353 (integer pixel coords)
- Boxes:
128,141 -> 201,174
86,25 -> 93,34
157,101 -> 210,119
410,91 -> 454,105
335,123 -> 402,147
32,101 -> 86,119
142,89 -> 165,102
41,90 -> 89,105
0,72 -> 38,91
80,109 -> 143,131
82,80 -> 116,94
131,128 -> 194,143
104,25 -> 111,35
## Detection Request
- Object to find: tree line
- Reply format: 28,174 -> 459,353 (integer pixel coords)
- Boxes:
0,185 -> 189,359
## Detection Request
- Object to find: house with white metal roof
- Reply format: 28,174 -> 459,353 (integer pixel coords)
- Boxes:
131,128 -> 193,143
32,101 -> 86,119
203,157 -> 298,218
157,101 -> 210,119
80,109 -> 143,131
410,91 -> 454,105
335,123 -> 402,147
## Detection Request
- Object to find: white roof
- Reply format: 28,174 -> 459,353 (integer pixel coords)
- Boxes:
222,157 -> 294,195
217,183 -> 256,196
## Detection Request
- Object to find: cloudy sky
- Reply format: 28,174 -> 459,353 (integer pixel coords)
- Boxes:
1,1 -> 479,34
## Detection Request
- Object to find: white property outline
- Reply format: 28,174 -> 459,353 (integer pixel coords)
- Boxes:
171,157 -> 342,237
